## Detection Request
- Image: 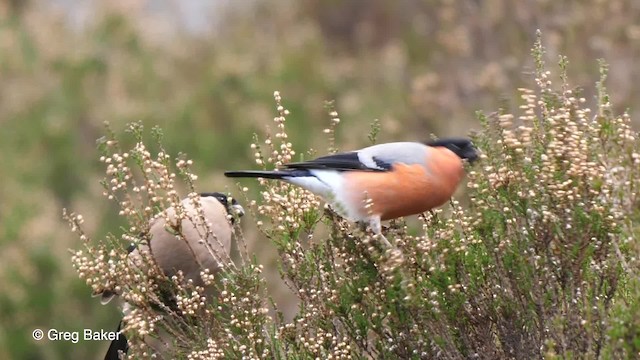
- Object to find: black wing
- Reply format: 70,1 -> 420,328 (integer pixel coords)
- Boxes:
104,321 -> 128,360
284,152 -> 391,172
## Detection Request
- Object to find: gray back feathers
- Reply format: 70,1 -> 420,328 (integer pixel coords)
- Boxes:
357,142 -> 429,170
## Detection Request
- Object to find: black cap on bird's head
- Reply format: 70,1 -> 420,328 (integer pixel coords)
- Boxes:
425,137 -> 479,163
200,192 -> 245,221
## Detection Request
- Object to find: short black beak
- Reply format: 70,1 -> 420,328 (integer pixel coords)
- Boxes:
464,146 -> 479,163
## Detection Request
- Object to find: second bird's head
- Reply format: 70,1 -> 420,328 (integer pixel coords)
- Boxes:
201,192 -> 245,222
426,137 -> 479,164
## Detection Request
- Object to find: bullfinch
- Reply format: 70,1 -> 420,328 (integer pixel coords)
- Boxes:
102,192 -> 244,360
225,138 -> 477,246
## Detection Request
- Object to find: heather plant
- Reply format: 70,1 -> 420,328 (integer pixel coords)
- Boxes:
64,122 -> 271,359
66,37 -> 640,359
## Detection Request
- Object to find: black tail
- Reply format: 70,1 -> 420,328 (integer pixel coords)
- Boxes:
104,321 -> 128,360
225,170 -> 301,179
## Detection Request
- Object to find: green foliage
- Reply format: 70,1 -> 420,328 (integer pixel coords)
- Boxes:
199,41 -> 639,358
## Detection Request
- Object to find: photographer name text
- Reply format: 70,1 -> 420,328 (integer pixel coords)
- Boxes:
32,328 -> 121,343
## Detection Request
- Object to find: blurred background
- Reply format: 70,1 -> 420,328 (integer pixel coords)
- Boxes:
0,0 -> 639,358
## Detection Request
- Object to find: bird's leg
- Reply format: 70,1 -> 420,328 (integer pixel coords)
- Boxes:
324,204 -> 340,220
369,216 -> 392,248
429,209 -> 439,223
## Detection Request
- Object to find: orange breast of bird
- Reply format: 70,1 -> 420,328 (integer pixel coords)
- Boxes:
343,148 -> 464,220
